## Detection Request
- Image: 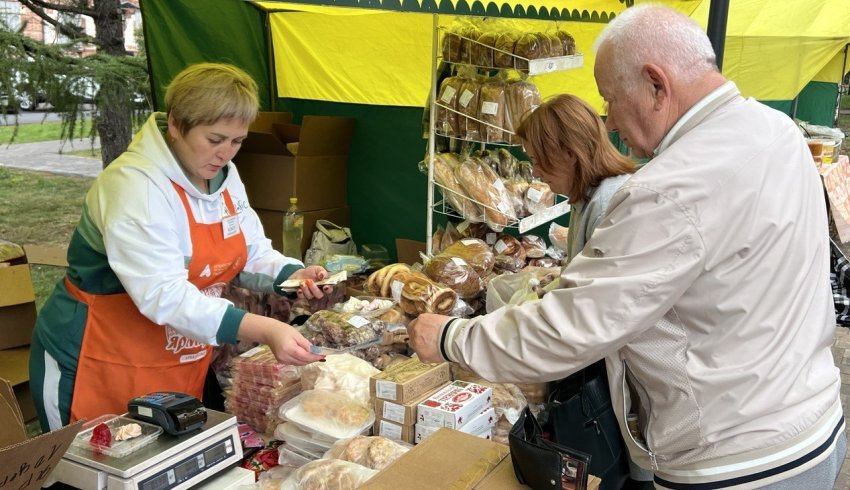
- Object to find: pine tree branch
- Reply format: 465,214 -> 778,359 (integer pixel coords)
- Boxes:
18,0 -> 96,18
17,0 -> 99,46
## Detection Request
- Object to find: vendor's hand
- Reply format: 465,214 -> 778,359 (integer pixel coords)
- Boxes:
408,313 -> 452,363
266,322 -> 325,365
289,265 -> 333,299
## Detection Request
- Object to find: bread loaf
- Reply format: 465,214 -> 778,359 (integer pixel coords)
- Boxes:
399,271 -> 458,316
442,29 -> 463,63
493,32 -> 519,68
534,32 -> 552,58
506,80 -> 542,144
521,235 -> 547,258
472,31 -> 498,67
456,78 -> 482,141
479,80 -> 508,143
454,157 -> 517,232
555,30 -> 576,55
442,238 -> 495,276
504,178 -> 530,217
493,234 -> 527,264
513,33 -> 542,70
545,32 -> 564,57
435,76 -> 464,137
433,153 -> 484,222
458,26 -> 481,64
424,254 -> 483,299
524,180 -> 555,215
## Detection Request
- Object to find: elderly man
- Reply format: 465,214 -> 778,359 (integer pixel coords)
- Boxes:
409,5 -> 845,489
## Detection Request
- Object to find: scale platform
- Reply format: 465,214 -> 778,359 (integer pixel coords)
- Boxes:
52,409 -> 246,490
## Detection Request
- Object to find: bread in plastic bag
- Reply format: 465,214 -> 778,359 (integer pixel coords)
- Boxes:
454,157 -> 517,232
423,254 -> 483,299
303,310 -> 384,348
279,389 -> 374,440
524,180 -> 555,215
432,153 -> 484,223
435,76 -> 464,137
280,458 -> 378,490
442,238 -> 495,277
300,354 -> 379,406
521,235 -> 547,258
456,78 -> 483,141
323,436 -> 410,470
399,270 -> 458,317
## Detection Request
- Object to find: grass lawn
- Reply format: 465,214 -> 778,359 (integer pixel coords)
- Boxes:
0,166 -> 92,309
0,119 -> 94,145
64,147 -> 102,159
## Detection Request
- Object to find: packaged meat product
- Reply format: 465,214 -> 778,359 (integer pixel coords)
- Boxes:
521,235 -> 547,258
441,238 -> 495,277
432,152 -> 484,223
456,78 -> 483,141
479,80 -> 508,143
555,30 -> 576,55
493,31 -> 519,68
454,157 -> 517,232
423,254 -> 483,299
505,80 -> 542,144
279,389 -> 374,440
471,31 -> 498,67
513,33 -> 543,69
524,180 -> 555,215
72,415 -> 163,458
435,76 -> 463,137
399,270 -> 458,317
303,310 -> 385,348
323,436 -> 410,470
281,458 -> 378,490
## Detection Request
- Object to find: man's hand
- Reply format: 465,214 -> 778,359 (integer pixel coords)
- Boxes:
289,265 -> 333,299
408,313 -> 452,363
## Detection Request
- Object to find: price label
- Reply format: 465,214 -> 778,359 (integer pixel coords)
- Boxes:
440,85 -> 457,103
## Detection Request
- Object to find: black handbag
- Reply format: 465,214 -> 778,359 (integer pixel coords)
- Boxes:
509,405 -> 592,490
543,361 -> 630,490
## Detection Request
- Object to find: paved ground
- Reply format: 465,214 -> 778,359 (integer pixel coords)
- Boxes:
3,140 -> 850,488
0,138 -> 101,177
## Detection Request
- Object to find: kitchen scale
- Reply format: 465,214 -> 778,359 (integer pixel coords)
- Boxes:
52,409 -> 248,490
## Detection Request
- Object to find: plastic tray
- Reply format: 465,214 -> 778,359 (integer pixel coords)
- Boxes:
71,414 -> 163,458
331,296 -> 397,318
274,421 -> 334,454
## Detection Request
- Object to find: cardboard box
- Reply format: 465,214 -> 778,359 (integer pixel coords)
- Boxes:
475,456 -> 601,490
375,383 -> 448,426
417,380 -> 493,429
415,406 -> 496,444
395,238 -> 426,265
360,428 -> 510,489
255,206 -> 350,258
370,359 -> 452,403
373,418 -> 415,444
0,347 -> 35,422
235,113 -> 355,212
0,262 -> 37,351
0,377 -> 83,490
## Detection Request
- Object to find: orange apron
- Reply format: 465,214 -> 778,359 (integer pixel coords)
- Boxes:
68,181 -> 246,422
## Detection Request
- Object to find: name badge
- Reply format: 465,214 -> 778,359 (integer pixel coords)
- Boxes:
222,214 -> 240,239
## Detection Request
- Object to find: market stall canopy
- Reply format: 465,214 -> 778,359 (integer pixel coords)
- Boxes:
249,0 -> 850,111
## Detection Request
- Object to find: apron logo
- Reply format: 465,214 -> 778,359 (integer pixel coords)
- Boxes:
165,326 -> 204,354
200,264 -> 211,277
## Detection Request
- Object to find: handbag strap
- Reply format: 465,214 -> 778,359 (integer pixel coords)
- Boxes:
315,220 -> 352,243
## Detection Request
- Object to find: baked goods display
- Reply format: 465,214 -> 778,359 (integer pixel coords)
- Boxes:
455,157 -> 517,231
441,238 -> 495,276
399,270 -> 458,316
441,23 -> 579,70
423,254 -> 483,299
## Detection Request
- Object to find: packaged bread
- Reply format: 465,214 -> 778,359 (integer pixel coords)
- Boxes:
433,153 -> 484,222
454,157 -> 517,232
524,180 -> 555,215
506,80 -> 542,144
442,29 -> 463,63
517,160 -> 534,182
324,436 -> 410,470
479,80 -> 508,143
399,270 -> 458,316
493,234 -> 527,264
303,310 -> 384,348
365,263 -> 412,298
282,457 -> 379,489
441,220 -> 461,251
513,33 -> 543,69
424,254 -> 483,299
435,76 -> 464,137
456,78 -> 483,141
494,31 -> 519,68
555,30 -> 576,55
504,178 -> 530,218
534,32 -> 553,58
472,148 -> 501,174
431,225 -> 445,255
280,389 -> 374,440
456,220 -> 489,241
528,256 -> 561,268
493,254 -> 526,273
442,238 -> 495,277
472,31 -> 498,67
458,26 -> 482,64
545,32 -> 564,57
520,235 -> 547,258
496,148 -> 520,180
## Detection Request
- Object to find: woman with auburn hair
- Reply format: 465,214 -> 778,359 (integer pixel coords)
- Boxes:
516,94 -> 647,489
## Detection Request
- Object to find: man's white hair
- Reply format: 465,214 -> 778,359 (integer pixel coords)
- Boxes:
593,4 -> 718,92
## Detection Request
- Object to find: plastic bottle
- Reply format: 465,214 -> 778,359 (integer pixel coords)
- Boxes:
282,197 -> 304,260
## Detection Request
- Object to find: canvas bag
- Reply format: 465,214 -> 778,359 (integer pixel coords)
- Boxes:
304,220 -> 357,266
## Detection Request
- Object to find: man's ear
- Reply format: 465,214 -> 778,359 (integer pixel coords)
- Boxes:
643,64 -> 670,110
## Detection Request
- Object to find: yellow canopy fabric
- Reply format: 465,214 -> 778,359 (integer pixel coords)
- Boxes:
264,0 -> 850,110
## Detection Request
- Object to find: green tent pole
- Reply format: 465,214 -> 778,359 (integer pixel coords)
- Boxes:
706,0 -> 729,71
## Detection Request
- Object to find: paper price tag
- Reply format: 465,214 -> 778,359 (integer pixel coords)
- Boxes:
347,315 -> 370,329
376,380 -> 397,401
527,186 -> 543,203
440,85 -> 457,104
486,233 -> 497,245
458,89 -> 474,108
480,101 -> 499,116
382,402 -> 405,424
493,179 -> 506,191
461,238 -> 479,245
451,257 -> 468,267
378,420 -> 402,440
391,280 -> 405,301
494,240 -> 508,254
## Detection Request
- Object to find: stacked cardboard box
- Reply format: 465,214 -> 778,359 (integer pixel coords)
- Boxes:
235,112 -> 356,258
369,358 -> 451,443
0,241 -> 39,422
414,380 -> 496,443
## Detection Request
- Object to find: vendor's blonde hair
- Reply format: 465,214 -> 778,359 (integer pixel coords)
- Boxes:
165,62 -> 259,135
517,94 -> 635,203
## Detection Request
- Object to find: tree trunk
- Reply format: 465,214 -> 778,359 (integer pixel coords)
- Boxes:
92,0 -> 131,168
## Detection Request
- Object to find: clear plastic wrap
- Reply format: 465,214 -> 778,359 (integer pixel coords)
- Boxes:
513,33 -> 543,69
505,80 -> 542,144
274,422 -> 334,455
524,180 -> 555,215
471,31 -> 498,67
232,346 -> 302,388
423,254 -> 483,299
303,310 -> 385,348
280,458 -> 378,490
332,296 -> 395,317
299,353 -> 379,405
493,234 -> 527,263
323,436 -> 411,470
431,225 -> 445,255
399,270 -> 458,317
441,220 -> 461,250
442,238 -> 495,277
521,235 -> 547,258
432,152 -> 484,223
493,31 -> 519,68
555,30 -> 576,55
454,157 -> 517,232
504,178 -> 530,217
279,389 -> 374,440
549,222 -> 569,252
365,263 -> 411,299
478,79 -> 508,143
456,77 -> 483,141
435,76 -> 464,137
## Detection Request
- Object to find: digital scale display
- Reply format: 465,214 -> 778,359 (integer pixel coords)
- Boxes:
138,437 -> 234,490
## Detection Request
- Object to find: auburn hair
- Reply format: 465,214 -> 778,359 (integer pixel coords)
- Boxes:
516,94 -> 635,203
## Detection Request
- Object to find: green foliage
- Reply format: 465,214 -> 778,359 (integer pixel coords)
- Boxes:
0,119 -> 93,144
